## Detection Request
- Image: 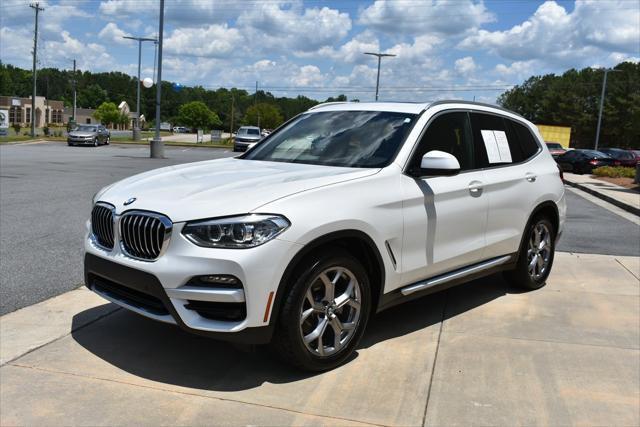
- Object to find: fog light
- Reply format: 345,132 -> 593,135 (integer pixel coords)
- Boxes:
188,275 -> 242,289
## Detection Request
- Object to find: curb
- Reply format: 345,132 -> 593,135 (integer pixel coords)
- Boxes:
564,180 -> 640,217
111,141 -> 231,149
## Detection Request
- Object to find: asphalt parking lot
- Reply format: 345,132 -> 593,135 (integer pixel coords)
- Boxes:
0,142 -> 235,314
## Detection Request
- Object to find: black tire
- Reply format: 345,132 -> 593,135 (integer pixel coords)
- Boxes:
271,248 -> 371,371
504,216 -> 555,290
105,136 -> 110,145
93,138 -> 98,147
67,142 -> 74,146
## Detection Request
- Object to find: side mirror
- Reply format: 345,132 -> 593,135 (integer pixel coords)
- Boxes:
419,150 -> 460,176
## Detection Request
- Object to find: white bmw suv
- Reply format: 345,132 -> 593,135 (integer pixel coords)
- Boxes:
85,101 -> 566,371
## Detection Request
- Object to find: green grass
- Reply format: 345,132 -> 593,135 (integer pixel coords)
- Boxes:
592,166 -> 636,179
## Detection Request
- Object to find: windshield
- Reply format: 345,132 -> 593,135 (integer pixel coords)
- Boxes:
77,125 -> 97,132
243,111 -> 416,168
239,128 -> 260,135
546,143 -> 562,149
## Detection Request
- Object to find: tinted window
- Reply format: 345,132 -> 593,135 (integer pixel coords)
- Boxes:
546,142 -> 563,149
244,111 -> 416,168
510,120 -> 540,159
470,113 -> 539,165
410,112 -> 475,172
469,112 -> 509,167
247,128 -> 260,135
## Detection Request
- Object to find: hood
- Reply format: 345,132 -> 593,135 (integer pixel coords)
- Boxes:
98,157 -> 379,222
70,131 -> 96,137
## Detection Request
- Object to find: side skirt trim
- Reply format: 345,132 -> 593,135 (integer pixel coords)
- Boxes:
400,255 -> 513,296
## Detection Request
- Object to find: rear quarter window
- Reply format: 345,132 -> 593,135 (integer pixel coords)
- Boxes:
509,120 -> 540,160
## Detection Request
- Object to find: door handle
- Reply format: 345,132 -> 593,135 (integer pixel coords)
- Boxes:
468,181 -> 483,197
525,173 -> 537,182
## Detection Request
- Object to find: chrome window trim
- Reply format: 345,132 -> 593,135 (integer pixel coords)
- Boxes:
118,210 -> 173,262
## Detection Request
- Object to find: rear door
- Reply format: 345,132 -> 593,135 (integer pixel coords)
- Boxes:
399,111 -> 489,285
472,112 -> 543,258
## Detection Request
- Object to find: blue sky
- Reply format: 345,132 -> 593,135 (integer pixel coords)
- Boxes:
1,0 -> 639,102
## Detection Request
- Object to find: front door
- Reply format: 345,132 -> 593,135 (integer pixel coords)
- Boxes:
399,111 -> 489,287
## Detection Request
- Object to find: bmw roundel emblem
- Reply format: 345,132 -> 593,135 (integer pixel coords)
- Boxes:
123,197 -> 137,206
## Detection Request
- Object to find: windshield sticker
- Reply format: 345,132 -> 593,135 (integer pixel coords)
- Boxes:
482,130 -> 512,163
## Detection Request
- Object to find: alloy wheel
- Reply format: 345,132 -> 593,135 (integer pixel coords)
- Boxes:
299,266 -> 362,357
527,222 -> 552,280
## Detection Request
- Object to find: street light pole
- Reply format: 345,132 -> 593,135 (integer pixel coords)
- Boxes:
151,0 -> 165,158
123,35 -> 157,141
363,52 -> 396,101
594,68 -> 621,151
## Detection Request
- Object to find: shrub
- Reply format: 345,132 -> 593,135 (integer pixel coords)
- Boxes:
592,166 -> 636,179
12,123 -> 21,134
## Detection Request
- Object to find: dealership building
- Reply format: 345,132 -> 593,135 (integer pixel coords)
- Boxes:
0,96 -> 65,127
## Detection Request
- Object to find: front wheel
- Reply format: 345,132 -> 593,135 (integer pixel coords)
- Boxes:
272,249 -> 371,371
105,136 -> 110,145
504,217 -> 555,290
93,138 -> 98,147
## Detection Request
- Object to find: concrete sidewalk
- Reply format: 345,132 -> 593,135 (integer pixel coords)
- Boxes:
1,252 -> 638,426
563,172 -> 640,216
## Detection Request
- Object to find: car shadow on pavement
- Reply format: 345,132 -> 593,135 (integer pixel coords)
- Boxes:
71,273 -> 521,391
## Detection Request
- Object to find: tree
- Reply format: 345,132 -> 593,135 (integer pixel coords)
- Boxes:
498,61 -> 640,148
93,102 -> 120,127
177,101 -> 222,130
244,103 -> 284,129
78,84 -> 108,109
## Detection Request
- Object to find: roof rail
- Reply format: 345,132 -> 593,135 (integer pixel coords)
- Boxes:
427,99 -> 524,119
308,101 -> 351,111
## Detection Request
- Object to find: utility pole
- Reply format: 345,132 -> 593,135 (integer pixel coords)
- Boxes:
594,68 -> 621,151
29,2 -> 44,137
151,0 -> 165,158
72,59 -> 77,124
254,81 -> 260,128
229,94 -> 235,138
123,35 -> 157,141
363,52 -> 396,101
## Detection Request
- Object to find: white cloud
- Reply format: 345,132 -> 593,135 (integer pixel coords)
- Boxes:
459,0 -> 640,68
99,0 -> 239,25
305,31 -> 381,63
455,56 -> 477,75
98,22 -> 132,45
358,0 -> 494,36
164,24 -> 242,58
238,3 -> 351,53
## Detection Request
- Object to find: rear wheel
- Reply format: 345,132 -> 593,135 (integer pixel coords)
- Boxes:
504,217 -> 555,290
272,249 -> 371,371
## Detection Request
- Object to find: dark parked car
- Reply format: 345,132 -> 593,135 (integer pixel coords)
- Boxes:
545,142 -> 566,158
556,149 -> 618,174
598,148 -> 638,167
67,124 -> 110,147
233,126 -> 262,152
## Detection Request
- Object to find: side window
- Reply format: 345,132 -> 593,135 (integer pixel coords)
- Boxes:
470,112 -> 512,167
510,120 -> 540,160
410,112 -> 475,173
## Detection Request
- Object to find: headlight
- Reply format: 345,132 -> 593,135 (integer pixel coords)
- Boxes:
182,214 -> 290,249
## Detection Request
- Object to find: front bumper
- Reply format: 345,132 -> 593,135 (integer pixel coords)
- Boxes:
68,137 -> 95,145
84,221 -> 302,344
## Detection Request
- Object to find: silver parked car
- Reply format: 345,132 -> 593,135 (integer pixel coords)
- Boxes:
233,126 -> 262,152
67,124 -> 110,147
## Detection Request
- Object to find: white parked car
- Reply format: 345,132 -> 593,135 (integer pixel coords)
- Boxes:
85,101 -> 566,371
